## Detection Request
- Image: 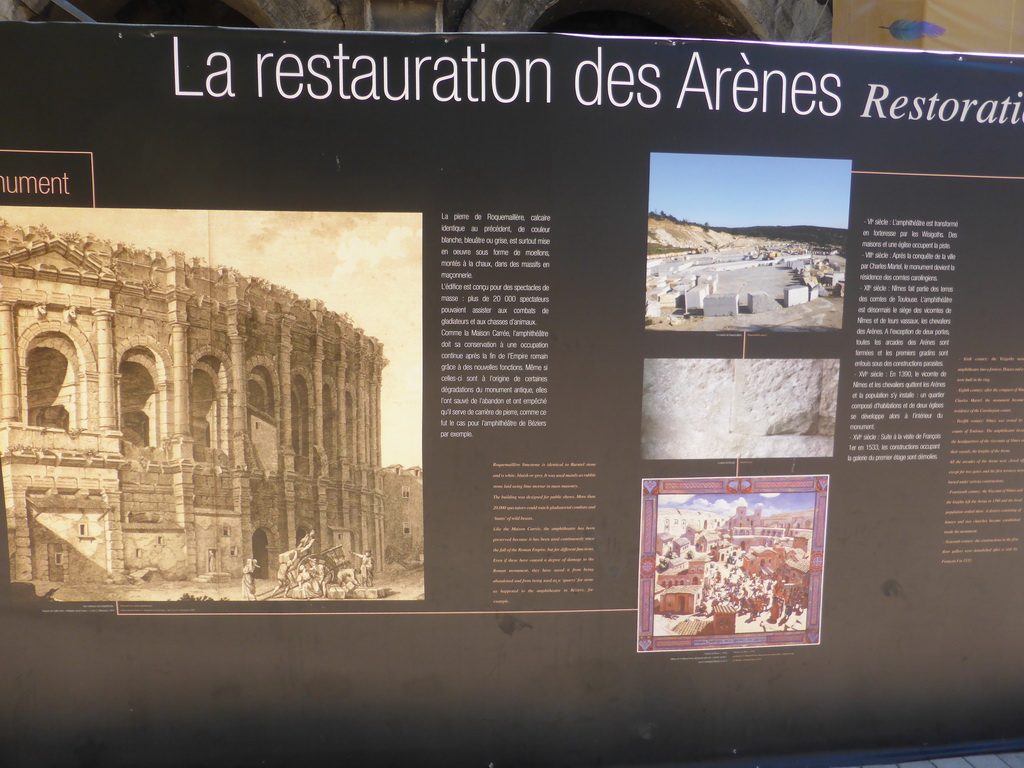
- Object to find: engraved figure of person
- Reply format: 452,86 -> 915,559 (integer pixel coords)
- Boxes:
354,550 -> 374,587
242,558 -> 257,601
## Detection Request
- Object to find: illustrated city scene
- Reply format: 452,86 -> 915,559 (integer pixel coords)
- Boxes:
638,475 -> 827,652
0,207 -> 424,604
645,153 -> 851,332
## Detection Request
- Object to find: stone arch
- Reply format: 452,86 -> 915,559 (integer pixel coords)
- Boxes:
119,346 -> 168,447
18,322 -> 97,429
246,358 -> 280,473
229,0 -> 348,29
250,510 -> 282,544
246,354 -> 279,419
25,345 -> 74,430
321,376 -> 339,460
189,345 -> 234,390
18,319 -> 97,375
344,342 -> 359,377
119,358 -> 154,446
115,334 -> 171,382
250,510 -> 284,576
290,369 -> 311,465
291,364 -> 314,386
461,0 -> 766,38
251,526 -> 272,580
138,0 -> 345,29
191,354 -> 230,454
247,365 -> 277,420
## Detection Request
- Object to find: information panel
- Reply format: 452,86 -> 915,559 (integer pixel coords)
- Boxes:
1,23 -> 1022,767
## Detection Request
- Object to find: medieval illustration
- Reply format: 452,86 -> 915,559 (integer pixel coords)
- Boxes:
645,153 -> 850,332
637,475 -> 827,652
0,207 -> 425,604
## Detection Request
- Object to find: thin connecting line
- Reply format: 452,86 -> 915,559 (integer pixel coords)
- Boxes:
854,170 -> 1024,180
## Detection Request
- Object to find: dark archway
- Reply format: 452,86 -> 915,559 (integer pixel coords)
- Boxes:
291,375 -> 310,473
190,368 -> 216,449
247,365 -> 276,418
295,525 -> 309,546
345,390 -> 356,461
252,528 -> 269,580
120,359 -> 156,447
532,3 -> 758,38
26,345 -> 74,431
31,0 -> 259,26
534,10 -> 673,36
115,0 -> 257,26
323,383 -> 336,460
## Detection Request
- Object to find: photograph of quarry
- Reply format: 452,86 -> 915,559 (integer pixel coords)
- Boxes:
645,153 -> 852,332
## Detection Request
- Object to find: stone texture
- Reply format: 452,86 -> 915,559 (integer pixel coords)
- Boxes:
642,359 -> 734,459
748,291 -> 782,314
731,359 -> 825,436
0,0 -> 41,22
818,359 -> 840,435
642,358 -> 840,460
703,293 -> 739,317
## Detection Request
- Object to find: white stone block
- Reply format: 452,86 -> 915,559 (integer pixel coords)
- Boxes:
785,285 -> 810,307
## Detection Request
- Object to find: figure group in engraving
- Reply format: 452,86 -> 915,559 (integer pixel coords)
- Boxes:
243,528 -> 377,600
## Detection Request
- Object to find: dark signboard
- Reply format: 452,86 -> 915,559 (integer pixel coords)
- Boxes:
2,23 -> 1023,767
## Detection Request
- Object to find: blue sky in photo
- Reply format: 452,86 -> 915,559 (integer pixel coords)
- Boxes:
649,153 -> 852,229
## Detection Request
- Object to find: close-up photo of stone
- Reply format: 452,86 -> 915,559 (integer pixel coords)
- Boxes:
641,358 -> 840,460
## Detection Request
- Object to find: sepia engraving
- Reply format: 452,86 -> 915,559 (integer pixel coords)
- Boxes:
0,208 -> 424,604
